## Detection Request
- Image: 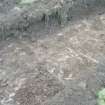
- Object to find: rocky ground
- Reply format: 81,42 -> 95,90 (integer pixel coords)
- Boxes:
0,0 -> 105,105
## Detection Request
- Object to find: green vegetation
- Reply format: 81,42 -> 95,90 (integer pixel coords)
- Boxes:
16,0 -> 21,5
16,0 -> 35,5
16,0 -> 33,8
97,88 -> 105,105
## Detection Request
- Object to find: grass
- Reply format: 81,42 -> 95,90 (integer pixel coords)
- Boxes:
16,0 -> 35,5
97,88 -> 105,105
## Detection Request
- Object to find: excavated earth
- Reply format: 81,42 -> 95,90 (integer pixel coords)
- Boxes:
0,0 -> 105,105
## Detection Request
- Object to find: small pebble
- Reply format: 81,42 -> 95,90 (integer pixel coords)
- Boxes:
78,81 -> 87,89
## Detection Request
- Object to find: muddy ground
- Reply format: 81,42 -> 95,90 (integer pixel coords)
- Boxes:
0,0 -> 105,105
